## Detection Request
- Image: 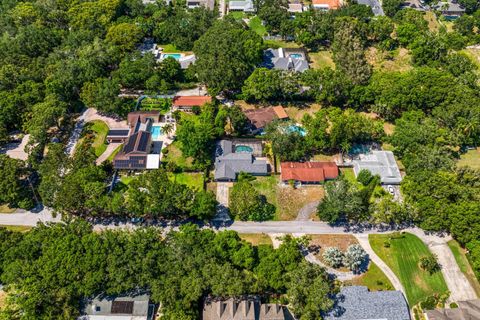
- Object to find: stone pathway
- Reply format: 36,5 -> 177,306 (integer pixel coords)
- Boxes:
296,201 -> 320,221
355,234 -> 406,294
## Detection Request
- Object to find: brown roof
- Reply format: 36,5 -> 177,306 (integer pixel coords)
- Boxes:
203,298 -> 287,320
312,0 -> 340,9
127,111 -> 160,127
243,107 -> 289,130
172,96 -> 212,107
281,161 -> 339,182
425,299 -> 480,320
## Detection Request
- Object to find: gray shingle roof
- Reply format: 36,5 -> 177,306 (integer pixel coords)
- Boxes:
263,48 -> 309,72
80,294 -> 152,319
214,140 -> 268,181
325,286 -> 410,320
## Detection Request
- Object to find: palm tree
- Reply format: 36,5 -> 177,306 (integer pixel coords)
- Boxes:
162,123 -> 174,138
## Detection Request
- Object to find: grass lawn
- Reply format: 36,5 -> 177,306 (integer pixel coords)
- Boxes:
248,16 -> 266,36
367,47 -> 413,73
158,44 -> 181,53
0,204 -> 16,214
162,141 -> 194,170
0,225 -> 32,232
309,51 -> 335,69
120,175 -> 137,185
239,233 -> 273,246
461,48 -> 480,72
284,104 -> 321,122
340,168 -> 358,185
251,175 -> 325,220
369,233 -> 449,305
228,11 -> 245,20
447,240 -> 480,297
88,120 -> 109,157
425,11 -> 441,32
457,147 -> 480,170
264,39 -> 301,49
168,172 -> 204,191
312,153 -> 336,161
347,261 -> 394,291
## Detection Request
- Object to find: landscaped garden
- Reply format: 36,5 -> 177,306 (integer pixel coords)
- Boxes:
369,233 -> 449,305
250,175 -> 325,220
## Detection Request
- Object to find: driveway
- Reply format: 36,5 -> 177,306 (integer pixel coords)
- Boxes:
213,182 -> 232,222
2,134 -> 30,161
96,143 -> 122,165
296,201 -> 320,221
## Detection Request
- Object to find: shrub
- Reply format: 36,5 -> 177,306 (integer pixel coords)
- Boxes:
450,302 -> 458,308
357,169 -> 373,186
322,247 -> 345,268
420,254 -> 440,274
344,244 -> 368,272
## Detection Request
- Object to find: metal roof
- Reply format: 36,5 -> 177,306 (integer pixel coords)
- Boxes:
352,151 -> 402,185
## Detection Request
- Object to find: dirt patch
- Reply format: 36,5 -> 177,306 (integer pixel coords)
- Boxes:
277,185 -> 325,220
284,104 -> 322,123
239,233 -> 273,246
367,47 -> 413,73
0,290 -> 7,310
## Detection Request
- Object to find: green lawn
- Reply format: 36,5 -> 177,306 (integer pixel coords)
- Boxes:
457,148 -> 480,170
0,225 -> 32,232
88,120 -> 109,157
0,204 -> 16,214
309,51 -> 335,69
239,233 -> 273,246
447,240 -> 480,297
162,141 -> 194,170
248,16 -> 266,36
107,145 -> 122,162
348,261 -> 394,291
340,168 -> 358,185
264,39 -> 301,49
168,172 -> 204,191
228,11 -> 245,20
157,44 -> 181,53
369,233 -> 449,305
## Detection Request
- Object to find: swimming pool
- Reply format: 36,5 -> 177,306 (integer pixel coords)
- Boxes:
287,125 -> 306,136
289,53 -> 303,59
235,145 -> 253,153
162,53 -> 182,60
150,126 -> 162,140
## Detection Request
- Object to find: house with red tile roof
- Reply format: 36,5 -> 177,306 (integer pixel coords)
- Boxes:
172,96 -> 212,112
280,161 -> 339,184
312,0 -> 341,10
243,106 -> 289,133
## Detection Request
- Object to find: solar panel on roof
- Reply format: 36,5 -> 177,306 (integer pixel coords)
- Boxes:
111,301 -> 134,314
123,133 -> 138,154
137,132 -> 150,152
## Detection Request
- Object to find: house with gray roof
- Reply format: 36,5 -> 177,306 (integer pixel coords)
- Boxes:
325,286 -> 410,320
214,140 -> 268,181
263,48 -> 309,73
356,0 -> 385,15
431,0 -> 465,17
203,297 -> 291,320
79,294 -> 155,320
353,150 -> 402,185
229,0 -> 256,12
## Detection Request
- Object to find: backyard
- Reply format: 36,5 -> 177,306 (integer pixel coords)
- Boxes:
309,51 -> 335,69
250,175 -> 325,220
447,240 -> 480,297
162,141 -> 194,170
369,233 -> 449,305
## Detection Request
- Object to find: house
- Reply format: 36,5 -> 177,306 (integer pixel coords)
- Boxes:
288,1 -> 305,13
425,299 -> 480,320
214,140 -> 268,181
325,286 -> 410,320
172,95 -> 212,112
229,0 -> 255,12
431,0 -> 465,17
203,297 -> 291,320
187,0 -> 215,10
356,0 -> 384,15
352,150 -> 402,185
312,0 -> 341,10
243,106 -> 289,133
79,294 -> 155,320
281,161 -> 339,184
112,111 -> 163,170
263,48 -> 309,72
106,129 -> 130,143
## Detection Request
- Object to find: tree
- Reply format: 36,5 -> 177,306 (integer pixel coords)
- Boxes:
343,244 -> 368,272
242,68 -> 282,101
382,0 -> 404,17
193,20 -> 264,94
420,254 -> 440,274
356,169 -> 374,186
229,180 -> 275,221
258,0 -> 289,34
162,123 -> 174,138
106,23 -> 143,53
38,143 -> 67,207
265,121 -> 309,161
0,155 -> 32,209
322,247 -> 345,268
410,34 -> 447,66
191,191 -> 217,220
81,78 -> 121,113
286,261 -> 334,320
332,18 -> 371,85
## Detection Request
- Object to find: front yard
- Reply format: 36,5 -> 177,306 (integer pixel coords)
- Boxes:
369,233 -> 449,305
250,175 -> 325,220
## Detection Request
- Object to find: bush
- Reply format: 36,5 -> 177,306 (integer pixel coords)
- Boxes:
420,295 -> 437,311
343,244 -> 368,272
449,302 -> 458,308
357,169 -> 374,186
323,247 -> 345,268
420,254 -> 440,274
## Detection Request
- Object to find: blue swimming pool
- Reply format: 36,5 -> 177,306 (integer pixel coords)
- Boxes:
162,53 -> 182,60
287,125 -> 306,136
235,145 -> 253,153
150,126 -> 162,140
289,53 -> 303,59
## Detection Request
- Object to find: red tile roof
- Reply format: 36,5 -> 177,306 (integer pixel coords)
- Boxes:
272,106 -> 289,119
281,162 -> 339,182
172,96 -> 212,107
312,0 -> 340,9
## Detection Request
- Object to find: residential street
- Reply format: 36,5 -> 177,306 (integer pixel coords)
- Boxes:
0,211 -> 476,302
